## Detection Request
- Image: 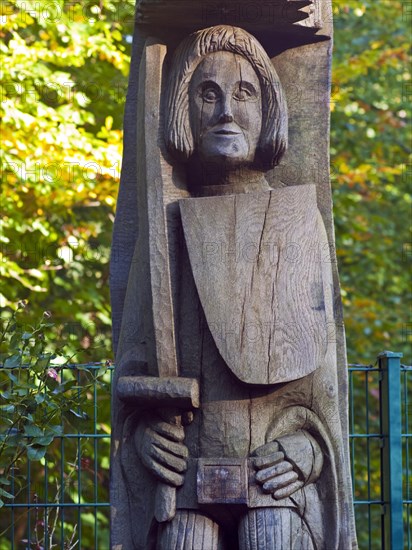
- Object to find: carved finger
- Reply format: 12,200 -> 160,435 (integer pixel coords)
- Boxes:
252,441 -> 279,457
182,411 -> 194,426
255,460 -> 293,483
149,420 -> 185,442
272,480 -> 304,500
150,429 -> 189,459
150,444 -> 188,474
262,470 -> 298,493
143,455 -> 185,487
252,451 -> 285,471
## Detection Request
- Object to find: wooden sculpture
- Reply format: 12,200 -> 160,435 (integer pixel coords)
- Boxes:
110,4 -> 358,549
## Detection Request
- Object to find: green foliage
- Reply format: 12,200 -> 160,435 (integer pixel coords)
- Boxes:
1,0 -> 135,361
332,1 -> 411,362
0,3 -> 129,546
0,304 -> 106,504
331,6 -> 411,546
1,1 -> 409,364
0,1 -> 410,549
0,304 -> 110,547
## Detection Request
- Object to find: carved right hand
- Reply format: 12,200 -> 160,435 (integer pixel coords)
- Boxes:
135,414 -> 188,487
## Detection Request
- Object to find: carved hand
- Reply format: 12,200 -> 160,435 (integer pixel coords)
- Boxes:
135,412 -> 189,488
252,430 -> 323,500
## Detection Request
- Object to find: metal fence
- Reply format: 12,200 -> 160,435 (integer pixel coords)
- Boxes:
1,351 -> 411,550
0,365 -> 112,550
349,352 -> 411,549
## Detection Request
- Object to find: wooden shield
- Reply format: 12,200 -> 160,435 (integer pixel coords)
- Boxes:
180,185 -> 329,385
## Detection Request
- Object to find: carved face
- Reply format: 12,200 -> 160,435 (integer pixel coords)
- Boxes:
189,51 -> 262,167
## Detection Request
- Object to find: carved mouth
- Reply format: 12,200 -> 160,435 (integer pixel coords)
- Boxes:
214,130 -> 240,135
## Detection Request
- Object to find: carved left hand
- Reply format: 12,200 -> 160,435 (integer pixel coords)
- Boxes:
252,431 -> 323,500
252,441 -> 304,500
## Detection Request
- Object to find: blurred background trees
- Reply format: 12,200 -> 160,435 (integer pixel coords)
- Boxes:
1,0 -> 135,362
1,0 -> 410,363
0,1 -> 410,548
332,0 -> 410,361
1,4 -> 131,544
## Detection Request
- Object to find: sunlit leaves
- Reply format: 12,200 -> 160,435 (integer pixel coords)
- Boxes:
1,0 -> 135,360
332,1 -> 411,362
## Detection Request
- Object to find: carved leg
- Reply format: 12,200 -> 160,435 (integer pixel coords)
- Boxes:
156,510 -> 225,550
238,508 -> 314,550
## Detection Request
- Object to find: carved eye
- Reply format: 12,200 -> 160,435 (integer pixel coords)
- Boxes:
201,87 -> 220,103
233,87 -> 252,101
233,84 -> 258,102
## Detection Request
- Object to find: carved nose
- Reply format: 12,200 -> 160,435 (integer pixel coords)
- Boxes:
219,112 -> 234,123
219,96 -> 234,123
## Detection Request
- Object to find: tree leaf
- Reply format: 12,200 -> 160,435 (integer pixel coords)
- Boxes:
26,446 -> 47,461
33,435 -> 54,446
4,354 -> 22,368
0,487 -> 14,499
24,425 -> 44,438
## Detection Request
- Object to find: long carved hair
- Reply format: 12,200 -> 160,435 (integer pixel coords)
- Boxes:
165,25 -> 288,171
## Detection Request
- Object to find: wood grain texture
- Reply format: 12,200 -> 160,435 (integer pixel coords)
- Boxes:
165,25 -> 288,173
109,25 -> 145,356
136,0 -> 330,57
157,511 -> 225,550
238,508 -> 315,549
117,375 -> 199,408
180,186 -> 329,385
110,10 -> 358,549
141,41 -> 179,378
134,39 -> 198,524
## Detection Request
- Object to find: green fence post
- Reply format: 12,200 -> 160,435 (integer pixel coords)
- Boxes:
379,351 -> 404,550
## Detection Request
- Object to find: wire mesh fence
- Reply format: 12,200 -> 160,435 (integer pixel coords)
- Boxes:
0,353 -> 411,549
349,353 -> 411,549
0,365 -> 112,550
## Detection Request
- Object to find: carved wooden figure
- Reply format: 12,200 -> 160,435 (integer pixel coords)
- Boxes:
110,4 -> 358,549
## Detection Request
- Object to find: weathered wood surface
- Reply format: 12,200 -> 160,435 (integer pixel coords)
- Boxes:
136,0 -> 330,57
180,186 -> 333,385
126,38 -> 198,524
110,11 -> 358,550
117,376 -> 199,408
110,1 -> 336,356
142,41 -> 181,382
